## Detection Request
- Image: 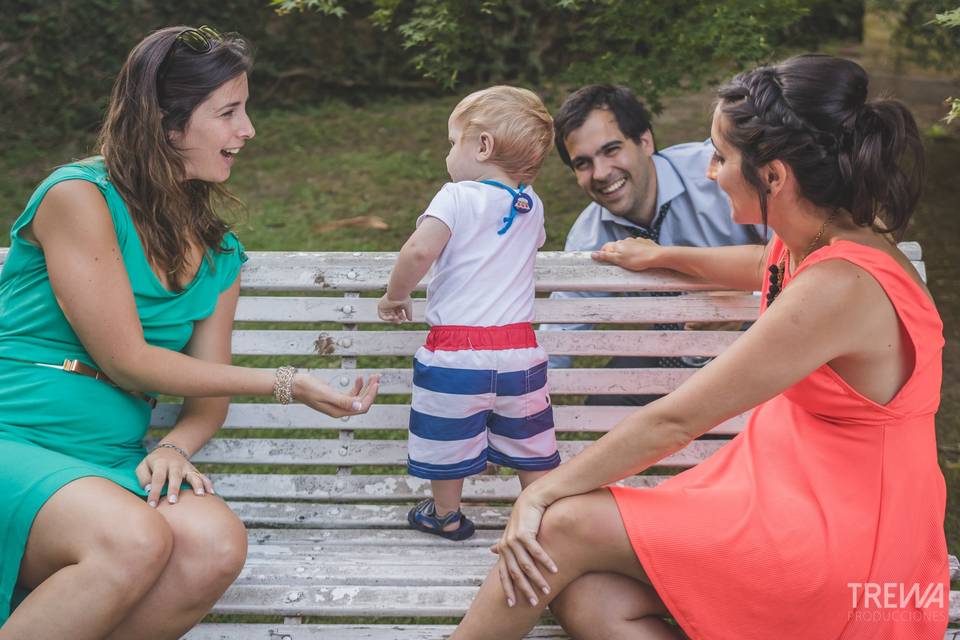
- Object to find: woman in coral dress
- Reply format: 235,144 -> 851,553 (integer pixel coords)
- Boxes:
452,54 -> 948,639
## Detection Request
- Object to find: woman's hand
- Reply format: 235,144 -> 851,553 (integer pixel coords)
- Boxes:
591,237 -> 663,271
136,446 -> 213,508
294,373 -> 380,417
490,489 -> 559,608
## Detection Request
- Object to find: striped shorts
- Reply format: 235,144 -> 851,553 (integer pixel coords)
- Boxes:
407,322 -> 560,480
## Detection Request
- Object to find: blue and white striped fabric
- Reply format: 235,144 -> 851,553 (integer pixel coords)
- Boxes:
408,345 -> 559,480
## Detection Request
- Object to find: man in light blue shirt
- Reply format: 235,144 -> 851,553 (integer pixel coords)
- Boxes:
543,85 -> 766,402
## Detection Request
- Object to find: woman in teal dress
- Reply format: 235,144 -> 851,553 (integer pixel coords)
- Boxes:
0,27 -> 379,639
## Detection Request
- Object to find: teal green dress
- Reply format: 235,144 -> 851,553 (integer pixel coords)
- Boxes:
0,158 -> 247,624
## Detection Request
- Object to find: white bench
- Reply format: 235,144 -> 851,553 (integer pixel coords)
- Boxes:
0,245 -> 955,638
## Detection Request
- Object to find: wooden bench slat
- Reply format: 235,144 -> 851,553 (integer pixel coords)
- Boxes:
210,585 -> 960,620
211,368 -> 697,395
210,473 -> 670,501
178,438 -> 729,468
247,528 -> 504,548
152,403 -> 750,435
232,329 -> 743,357
227,502 -> 511,528
212,584 -> 478,617
235,293 -> 761,324
186,624 -> 570,639
231,248 -> 923,292
0,243 -> 923,268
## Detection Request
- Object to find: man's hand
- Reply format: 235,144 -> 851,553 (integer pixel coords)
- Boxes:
378,294 -> 412,324
591,237 -> 663,271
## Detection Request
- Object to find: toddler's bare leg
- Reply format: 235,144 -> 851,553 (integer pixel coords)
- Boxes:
431,478 -> 466,532
517,469 -> 549,489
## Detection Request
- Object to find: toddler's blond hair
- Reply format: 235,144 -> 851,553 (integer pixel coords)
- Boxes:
451,86 -> 554,184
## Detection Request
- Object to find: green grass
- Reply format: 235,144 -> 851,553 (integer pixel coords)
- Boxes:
1,91 -> 957,566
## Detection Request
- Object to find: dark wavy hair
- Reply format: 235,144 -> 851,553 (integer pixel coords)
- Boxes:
553,84 -> 655,168
716,54 -> 924,236
97,26 -> 252,291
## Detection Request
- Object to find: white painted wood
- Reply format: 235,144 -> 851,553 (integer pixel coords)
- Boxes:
208,584 -> 960,620
226,502 -> 511,528
172,437 -> 729,468
182,367 -> 696,395
235,293 -> 761,323
0,244 -> 925,271
208,473 -> 671,501
185,624 -> 569,639
231,328 -> 743,356
230,250 -> 925,292
151,402 -> 750,434
246,528 -> 504,548
211,584 -> 477,617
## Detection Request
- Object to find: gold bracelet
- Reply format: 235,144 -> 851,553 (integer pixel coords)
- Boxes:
274,365 -> 297,404
155,442 -> 190,460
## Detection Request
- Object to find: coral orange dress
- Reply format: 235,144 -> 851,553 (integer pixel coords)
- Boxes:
610,238 -> 949,639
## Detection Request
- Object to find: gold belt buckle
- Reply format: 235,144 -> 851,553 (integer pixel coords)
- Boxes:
62,359 -> 156,408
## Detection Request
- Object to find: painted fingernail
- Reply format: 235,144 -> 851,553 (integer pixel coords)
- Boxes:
148,500 -> 157,508
351,400 -> 362,411
542,586 -> 550,595
168,494 -> 177,504
507,599 -> 515,608
196,488 -> 205,495
529,597 -> 538,607
551,565 -> 558,573
143,484 -> 151,492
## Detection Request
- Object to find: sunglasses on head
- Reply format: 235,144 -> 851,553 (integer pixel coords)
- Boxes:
175,25 -> 223,53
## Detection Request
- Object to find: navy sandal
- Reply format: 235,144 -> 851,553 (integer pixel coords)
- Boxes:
407,498 -> 476,541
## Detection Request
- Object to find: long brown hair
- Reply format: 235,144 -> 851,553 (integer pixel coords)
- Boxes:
97,26 -> 252,291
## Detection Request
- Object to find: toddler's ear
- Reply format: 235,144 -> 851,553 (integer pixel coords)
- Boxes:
476,132 -> 495,161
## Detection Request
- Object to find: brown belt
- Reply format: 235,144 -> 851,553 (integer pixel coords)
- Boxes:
2,356 -> 157,408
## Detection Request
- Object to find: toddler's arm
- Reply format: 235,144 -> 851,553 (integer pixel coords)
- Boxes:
378,216 -> 451,323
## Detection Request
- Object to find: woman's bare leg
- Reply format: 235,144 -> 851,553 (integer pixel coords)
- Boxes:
1,478 -> 173,640
550,572 -> 681,640
451,489 -> 683,640
105,492 -> 248,640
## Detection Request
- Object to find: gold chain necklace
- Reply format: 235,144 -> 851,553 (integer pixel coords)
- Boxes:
766,210 -> 837,306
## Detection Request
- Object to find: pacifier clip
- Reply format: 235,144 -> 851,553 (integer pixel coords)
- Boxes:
480,180 -> 533,235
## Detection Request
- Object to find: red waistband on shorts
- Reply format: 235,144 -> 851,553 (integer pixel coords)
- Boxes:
425,322 -> 537,351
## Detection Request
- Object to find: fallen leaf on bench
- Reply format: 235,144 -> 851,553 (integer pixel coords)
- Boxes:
313,216 -> 389,233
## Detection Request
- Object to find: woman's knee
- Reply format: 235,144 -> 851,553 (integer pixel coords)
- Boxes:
169,504 -> 247,591
539,490 -> 613,550
95,508 -> 174,591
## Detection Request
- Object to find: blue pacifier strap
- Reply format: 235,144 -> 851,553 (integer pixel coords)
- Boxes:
480,179 -> 530,235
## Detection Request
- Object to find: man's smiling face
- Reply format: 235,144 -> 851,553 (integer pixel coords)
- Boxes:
564,108 -> 656,223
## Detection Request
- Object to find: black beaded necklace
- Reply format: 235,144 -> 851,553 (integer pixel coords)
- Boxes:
766,211 -> 836,307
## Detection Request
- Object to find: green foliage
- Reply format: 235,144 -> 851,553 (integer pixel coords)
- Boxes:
872,0 -> 960,70
847,2 -> 960,124
2,0 -> 862,144
932,6 -> 960,123
0,0 -> 419,144
933,6 -> 960,27
272,0 -> 858,111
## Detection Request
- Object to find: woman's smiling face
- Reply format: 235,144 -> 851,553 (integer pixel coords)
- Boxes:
170,73 -> 255,183
708,104 -> 762,226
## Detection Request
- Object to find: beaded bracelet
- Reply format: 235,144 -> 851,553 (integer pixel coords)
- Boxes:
274,365 -> 297,405
154,442 -> 190,460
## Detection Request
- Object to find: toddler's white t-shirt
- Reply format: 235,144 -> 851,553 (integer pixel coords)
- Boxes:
417,181 -> 546,327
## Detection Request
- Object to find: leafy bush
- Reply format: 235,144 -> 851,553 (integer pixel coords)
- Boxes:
1,0 -> 863,143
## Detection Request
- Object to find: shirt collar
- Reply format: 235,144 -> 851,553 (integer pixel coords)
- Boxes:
597,153 -> 686,229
